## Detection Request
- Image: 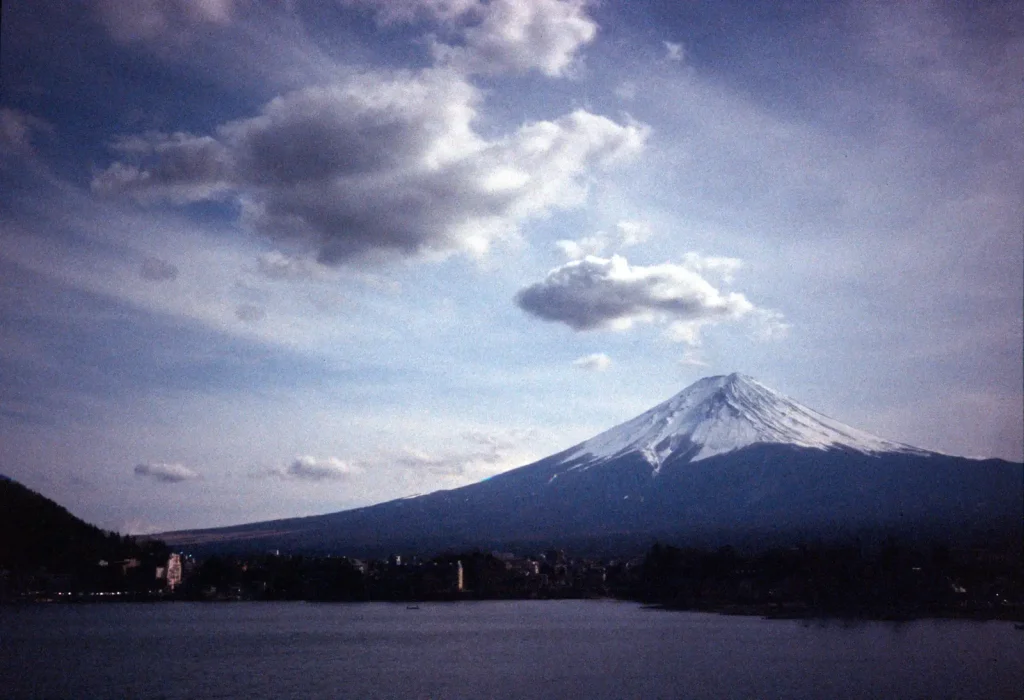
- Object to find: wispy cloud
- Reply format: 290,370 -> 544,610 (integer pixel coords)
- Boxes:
555,235 -> 608,260
254,251 -> 324,282
0,107 -> 51,157
139,256 -> 179,282
234,303 -> 266,323
555,220 -> 653,260
663,40 -> 684,62
680,252 -> 743,284
677,351 -> 708,368
614,220 -> 653,247
92,0 -> 237,44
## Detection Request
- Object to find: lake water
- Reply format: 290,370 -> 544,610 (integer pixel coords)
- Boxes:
1,600 -> 1022,699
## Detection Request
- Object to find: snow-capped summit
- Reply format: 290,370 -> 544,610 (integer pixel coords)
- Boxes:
561,373 -> 930,466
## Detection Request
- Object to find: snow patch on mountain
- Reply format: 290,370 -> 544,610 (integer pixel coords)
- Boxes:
560,373 -> 931,466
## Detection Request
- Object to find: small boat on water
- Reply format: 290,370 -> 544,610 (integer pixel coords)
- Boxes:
406,605 -> 420,610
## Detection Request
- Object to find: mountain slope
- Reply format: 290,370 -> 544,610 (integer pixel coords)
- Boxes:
0,475 -> 136,572
162,375 -> 1023,556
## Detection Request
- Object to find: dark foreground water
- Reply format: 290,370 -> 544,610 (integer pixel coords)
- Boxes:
1,600 -> 1022,699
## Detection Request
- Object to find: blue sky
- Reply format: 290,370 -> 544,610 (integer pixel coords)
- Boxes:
1,0 -> 1021,533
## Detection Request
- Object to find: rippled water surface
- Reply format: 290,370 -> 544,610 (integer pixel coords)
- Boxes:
2,600 -> 1022,699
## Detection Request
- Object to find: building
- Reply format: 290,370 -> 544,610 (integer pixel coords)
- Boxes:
166,553 -> 183,591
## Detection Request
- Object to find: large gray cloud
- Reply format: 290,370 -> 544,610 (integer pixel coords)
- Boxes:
93,69 -> 646,264
515,254 -> 760,341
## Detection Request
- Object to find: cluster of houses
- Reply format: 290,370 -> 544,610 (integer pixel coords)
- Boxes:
5,551 -> 185,602
169,549 -> 643,602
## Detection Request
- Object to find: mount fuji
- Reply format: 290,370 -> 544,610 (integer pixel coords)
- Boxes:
551,373 -> 931,470
164,374 -> 1022,556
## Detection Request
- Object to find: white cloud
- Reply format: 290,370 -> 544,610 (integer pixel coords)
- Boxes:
572,352 -> 611,370
346,0 -> 597,77
134,462 -> 201,483
663,40 -> 684,62
93,70 -> 647,265
434,0 -> 598,77
615,220 -> 652,247
276,456 -> 362,481
515,254 -> 758,336
555,234 -> 608,259
664,320 -> 704,347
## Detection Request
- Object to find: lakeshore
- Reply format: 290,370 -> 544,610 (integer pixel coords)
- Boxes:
8,541 -> 1023,624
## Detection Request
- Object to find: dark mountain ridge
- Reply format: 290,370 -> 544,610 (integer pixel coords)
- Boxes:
0,475 -> 150,574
